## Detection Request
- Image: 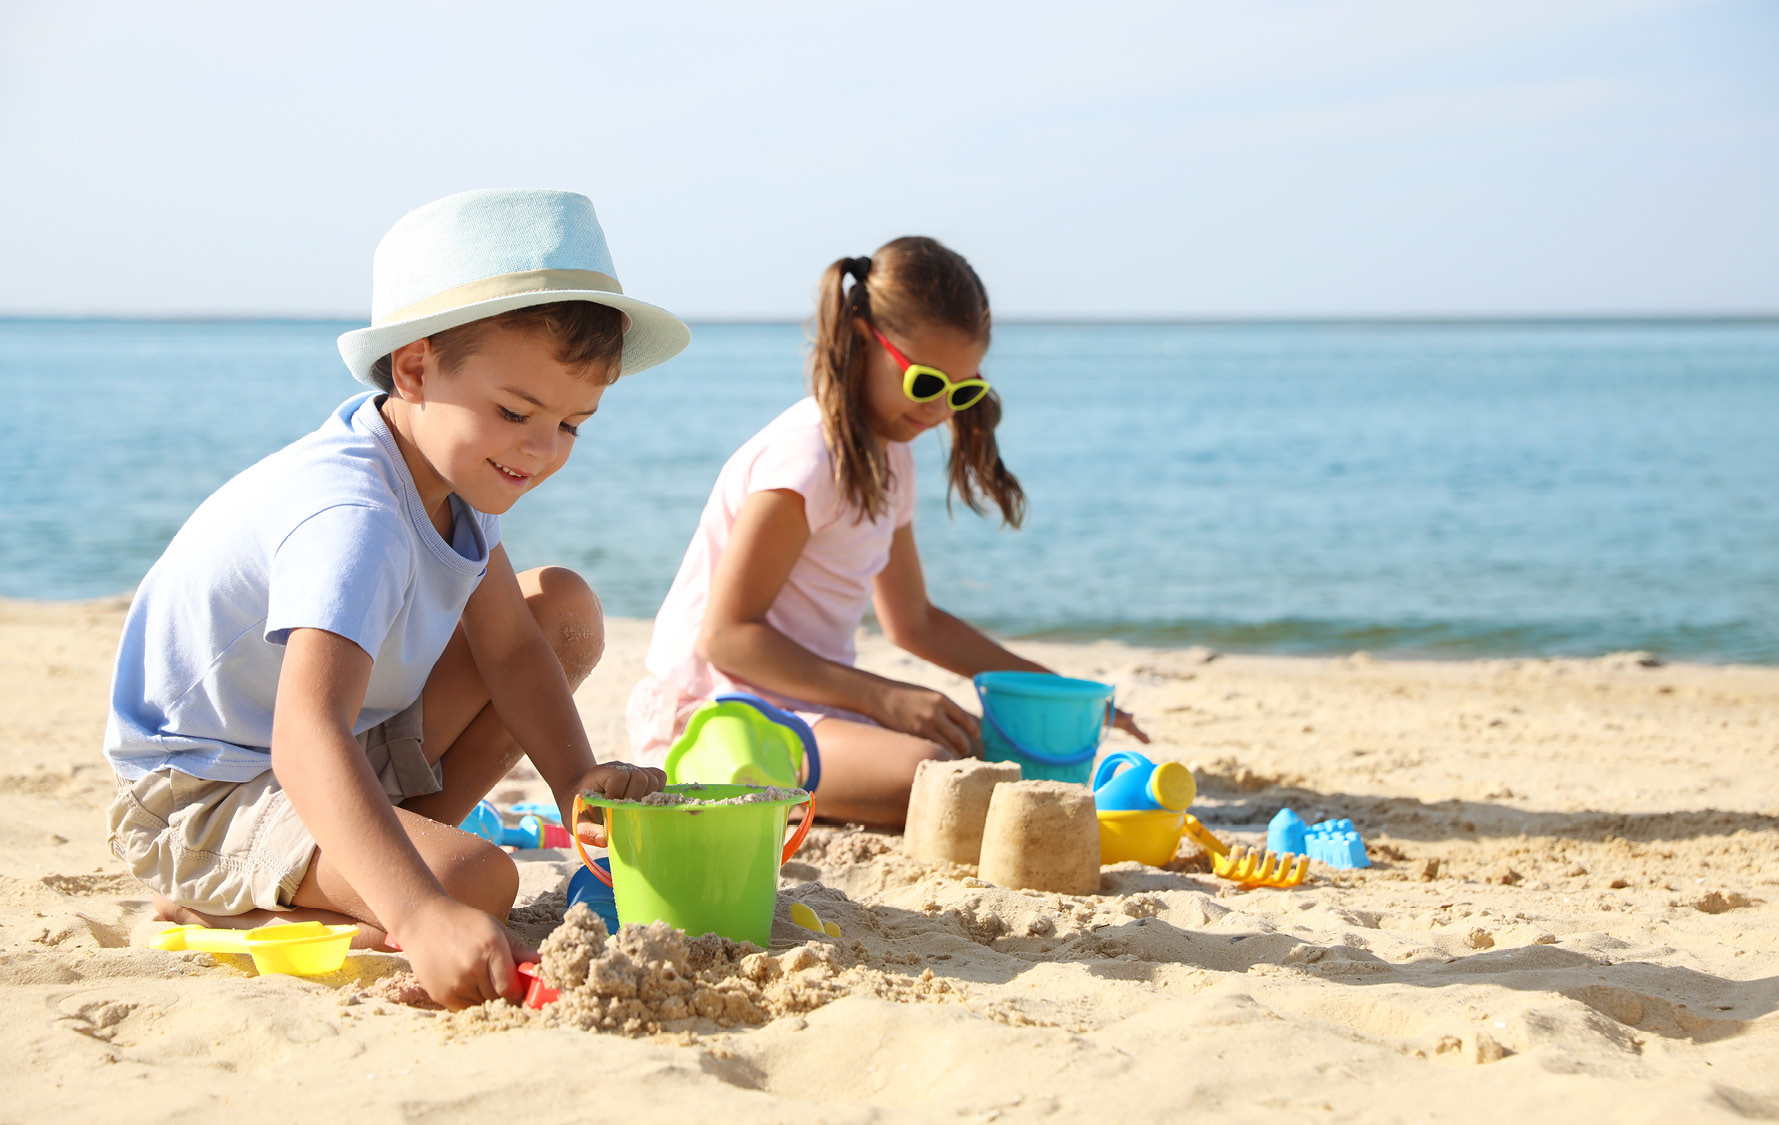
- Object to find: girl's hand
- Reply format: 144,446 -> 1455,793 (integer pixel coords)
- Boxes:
878,684 -> 980,759
566,762 -> 667,847
1113,706 -> 1150,744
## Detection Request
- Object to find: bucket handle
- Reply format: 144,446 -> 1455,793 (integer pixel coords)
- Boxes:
572,792 -> 817,889
976,686 -> 1116,767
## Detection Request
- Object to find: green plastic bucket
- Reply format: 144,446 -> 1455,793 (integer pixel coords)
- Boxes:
973,671 -> 1115,784
572,783 -> 813,947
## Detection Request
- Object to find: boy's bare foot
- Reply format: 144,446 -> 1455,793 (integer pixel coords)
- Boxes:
152,894 -> 390,949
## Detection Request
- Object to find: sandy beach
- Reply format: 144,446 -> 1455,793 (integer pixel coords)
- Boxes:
2,596 -> 1775,1122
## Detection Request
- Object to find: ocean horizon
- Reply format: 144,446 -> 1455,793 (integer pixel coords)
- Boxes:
4,316 -> 1775,664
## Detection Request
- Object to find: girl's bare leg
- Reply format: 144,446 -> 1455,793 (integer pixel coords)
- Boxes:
806,718 -> 956,827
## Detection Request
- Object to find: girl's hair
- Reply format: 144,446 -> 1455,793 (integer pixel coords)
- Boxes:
368,300 -> 626,391
810,236 -> 1026,528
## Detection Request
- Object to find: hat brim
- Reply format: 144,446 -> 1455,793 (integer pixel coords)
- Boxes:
336,289 -> 690,386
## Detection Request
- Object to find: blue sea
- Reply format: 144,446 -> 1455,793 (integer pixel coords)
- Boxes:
3,318 -> 1776,664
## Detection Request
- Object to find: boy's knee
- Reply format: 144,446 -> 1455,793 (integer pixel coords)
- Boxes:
437,837 -> 520,917
522,566 -> 605,686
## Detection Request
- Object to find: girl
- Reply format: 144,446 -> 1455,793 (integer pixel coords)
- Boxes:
628,237 -> 1146,825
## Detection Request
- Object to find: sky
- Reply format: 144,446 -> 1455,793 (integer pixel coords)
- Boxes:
1,0 -> 1775,320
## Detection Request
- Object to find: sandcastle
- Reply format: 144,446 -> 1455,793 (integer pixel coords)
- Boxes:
978,779 -> 1102,895
903,758 -> 1023,864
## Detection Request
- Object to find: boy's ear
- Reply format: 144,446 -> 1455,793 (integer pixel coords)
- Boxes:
388,339 -> 432,402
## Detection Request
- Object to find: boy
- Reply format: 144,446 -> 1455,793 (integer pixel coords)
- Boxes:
103,189 -> 689,1008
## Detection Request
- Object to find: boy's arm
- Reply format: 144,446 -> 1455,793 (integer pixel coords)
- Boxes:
459,546 -> 661,828
698,490 -> 979,756
271,627 -> 524,1006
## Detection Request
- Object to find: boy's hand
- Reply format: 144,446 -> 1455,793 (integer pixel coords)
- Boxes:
398,897 -> 537,1011
568,762 -> 667,847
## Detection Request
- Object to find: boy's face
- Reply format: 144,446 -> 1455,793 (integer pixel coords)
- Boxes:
386,326 -> 609,517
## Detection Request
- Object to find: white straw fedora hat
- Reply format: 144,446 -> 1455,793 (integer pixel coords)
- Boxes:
337,188 -> 690,386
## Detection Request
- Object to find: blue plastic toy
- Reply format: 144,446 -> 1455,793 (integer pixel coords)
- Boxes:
1093,750 -> 1197,813
459,800 -> 573,849
1269,807 -> 1370,869
566,859 -> 619,932
974,671 -> 1115,784
1267,808 -> 1308,855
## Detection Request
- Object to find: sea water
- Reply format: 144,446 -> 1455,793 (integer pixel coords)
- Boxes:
2,318 -> 1774,663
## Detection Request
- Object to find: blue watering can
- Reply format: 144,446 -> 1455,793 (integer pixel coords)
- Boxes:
1092,751 -> 1197,813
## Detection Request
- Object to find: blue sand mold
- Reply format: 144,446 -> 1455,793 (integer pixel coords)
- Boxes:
1269,807 -> 1371,869
1268,808 -> 1307,854
567,860 -> 620,932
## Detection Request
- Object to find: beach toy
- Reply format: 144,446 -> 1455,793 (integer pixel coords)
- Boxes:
515,962 -> 558,1009
1096,808 -> 1188,867
978,780 -> 1102,894
459,800 -> 573,849
1092,750 -> 1196,813
150,920 -> 356,976
566,858 -> 620,933
1180,814 -> 1310,889
1268,808 -> 1370,869
573,782 -> 814,947
1305,817 -> 1370,869
788,901 -> 842,939
1267,808 -> 1308,855
904,757 -> 1022,864
664,693 -> 820,792
508,801 -> 561,823
974,671 -> 1116,785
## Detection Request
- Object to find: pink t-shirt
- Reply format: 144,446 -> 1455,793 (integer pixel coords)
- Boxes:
644,397 -> 917,701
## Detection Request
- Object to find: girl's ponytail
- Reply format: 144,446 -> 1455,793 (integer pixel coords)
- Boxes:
811,256 -> 894,522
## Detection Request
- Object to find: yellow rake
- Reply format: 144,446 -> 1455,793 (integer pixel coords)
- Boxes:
1180,814 -> 1311,889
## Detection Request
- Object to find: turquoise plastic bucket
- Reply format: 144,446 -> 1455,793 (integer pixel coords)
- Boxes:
973,671 -> 1115,784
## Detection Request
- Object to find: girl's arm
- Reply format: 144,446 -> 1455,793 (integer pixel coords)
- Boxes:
698,489 -> 979,756
871,523 -> 1047,678
872,524 -> 1151,743
459,546 -> 664,830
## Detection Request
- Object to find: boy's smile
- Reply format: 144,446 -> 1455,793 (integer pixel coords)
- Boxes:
380,328 -> 609,538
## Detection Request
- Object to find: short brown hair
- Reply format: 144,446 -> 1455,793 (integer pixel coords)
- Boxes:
368,300 -> 626,391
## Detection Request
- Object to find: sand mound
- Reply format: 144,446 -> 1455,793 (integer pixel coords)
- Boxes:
447,902 -> 962,1038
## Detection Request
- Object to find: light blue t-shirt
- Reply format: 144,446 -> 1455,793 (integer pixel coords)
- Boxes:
104,392 -> 501,783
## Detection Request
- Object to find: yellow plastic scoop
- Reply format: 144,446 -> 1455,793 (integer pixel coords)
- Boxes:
150,920 -> 357,975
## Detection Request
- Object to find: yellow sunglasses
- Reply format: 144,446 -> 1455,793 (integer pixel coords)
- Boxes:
871,325 -> 991,410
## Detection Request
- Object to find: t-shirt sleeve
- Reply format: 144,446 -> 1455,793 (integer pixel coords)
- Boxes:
890,443 -> 917,529
265,504 -> 411,657
745,424 -> 845,529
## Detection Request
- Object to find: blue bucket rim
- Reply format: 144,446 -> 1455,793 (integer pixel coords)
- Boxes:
972,672 -> 1114,766
974,670 -> 1114,701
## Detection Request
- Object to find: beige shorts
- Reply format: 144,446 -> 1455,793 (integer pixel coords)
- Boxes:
106,700 -> 441,915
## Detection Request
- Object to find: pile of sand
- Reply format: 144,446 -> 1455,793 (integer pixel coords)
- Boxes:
447,903 -> 959,1038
